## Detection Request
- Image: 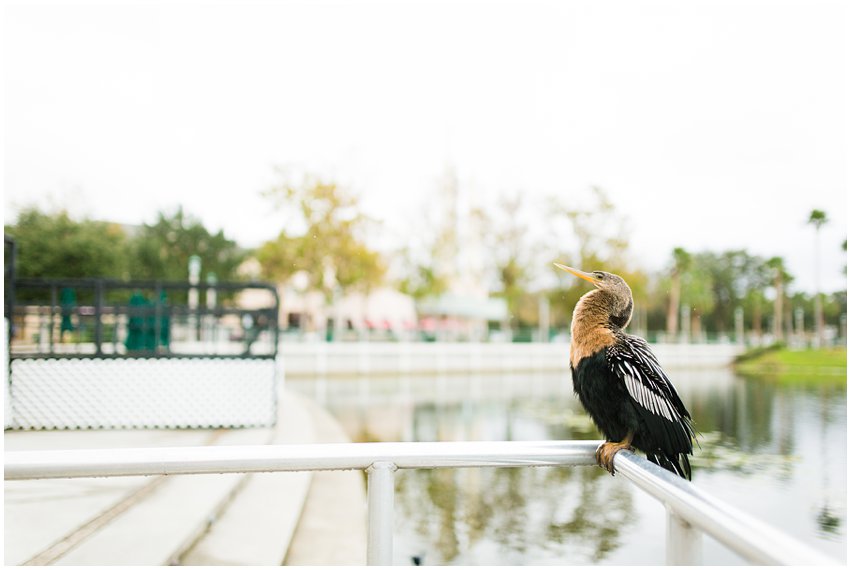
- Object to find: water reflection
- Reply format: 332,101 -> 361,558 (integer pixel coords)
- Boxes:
288,367 -> 846,564
395,463 -> 636,565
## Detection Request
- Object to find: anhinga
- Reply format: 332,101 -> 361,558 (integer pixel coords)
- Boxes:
555,263 -> 696,479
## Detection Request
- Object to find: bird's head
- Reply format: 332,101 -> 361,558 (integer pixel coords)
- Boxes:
553,262 -> 634,327
553,262 -> 630,293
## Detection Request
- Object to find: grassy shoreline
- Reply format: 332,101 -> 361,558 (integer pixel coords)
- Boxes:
734,345 -> 847,384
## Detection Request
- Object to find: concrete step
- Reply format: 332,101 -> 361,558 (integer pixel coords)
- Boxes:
5,429 -> 234,565
179,391 -> 368,566
283,397 -> 368,566
177,392 -> 317,565
4,391 -> 316,566
179,471 -> 313,565
55,471 -> 246,566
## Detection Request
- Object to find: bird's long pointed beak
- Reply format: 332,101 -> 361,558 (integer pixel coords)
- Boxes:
553,262 -> 597,285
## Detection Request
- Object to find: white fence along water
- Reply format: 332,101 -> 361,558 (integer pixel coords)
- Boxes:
279,341 -> 742,378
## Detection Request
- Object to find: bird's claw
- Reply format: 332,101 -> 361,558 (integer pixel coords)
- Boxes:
596,441 -> 634,476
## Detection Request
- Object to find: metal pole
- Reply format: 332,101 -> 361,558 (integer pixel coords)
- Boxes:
367,461 -> 396,565
154,283 -> 163,354
5,237 -> 16,350
49,284 -> 57,354
94,281 -> 104,356
538,295 -> 550,342
734,307 -> 744,346
271,287 -> 280,357
666,507 -> 701,565
206,273 -> 217,347
188,255 -> 201,342
5,440 -> 599,480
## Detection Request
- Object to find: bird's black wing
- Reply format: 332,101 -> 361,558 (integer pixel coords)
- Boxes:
607,334 -> 692,423
606,333 -> 695,478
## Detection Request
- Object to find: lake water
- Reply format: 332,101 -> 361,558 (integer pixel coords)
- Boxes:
287,366 -> 846,565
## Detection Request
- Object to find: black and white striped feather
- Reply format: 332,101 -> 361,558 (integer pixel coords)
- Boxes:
606,332 -> 696,477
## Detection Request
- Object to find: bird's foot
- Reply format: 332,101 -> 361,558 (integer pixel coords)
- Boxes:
596,441 -> 634,476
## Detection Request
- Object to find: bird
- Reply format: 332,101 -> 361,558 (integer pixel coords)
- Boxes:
554,262 -> 696,479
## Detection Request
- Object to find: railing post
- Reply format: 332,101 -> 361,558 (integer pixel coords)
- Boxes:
153,283 -> 162,355
49,283 -> 57,354
366,461 -> 397,565
94,280 -> 104,356
666,506 -> 702,565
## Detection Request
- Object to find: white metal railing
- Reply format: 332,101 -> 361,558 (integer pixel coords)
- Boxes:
4,440 -> 839,566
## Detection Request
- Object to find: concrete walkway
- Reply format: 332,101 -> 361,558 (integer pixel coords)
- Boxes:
4,390 -> 367,566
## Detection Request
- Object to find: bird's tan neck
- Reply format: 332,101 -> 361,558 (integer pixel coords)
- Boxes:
569,290 -> 617,368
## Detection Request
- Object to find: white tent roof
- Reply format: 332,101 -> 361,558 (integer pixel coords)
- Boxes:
416,294 -> 507,321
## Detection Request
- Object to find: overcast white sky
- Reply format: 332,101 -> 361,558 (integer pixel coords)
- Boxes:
3,0 -> 847,294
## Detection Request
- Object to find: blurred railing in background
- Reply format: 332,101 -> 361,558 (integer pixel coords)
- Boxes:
6,278 -> 279,358
4,277 -> 281,429
278,341 -> 742,379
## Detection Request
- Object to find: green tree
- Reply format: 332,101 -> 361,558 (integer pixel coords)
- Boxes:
260,175 -> 385,300
662,249 -> 793,339
690,250 -> 751,334
127,206 -> 245,282
255,229 -> 302,286
741,258 -> 774,338
334,238 -> 386,293
765,256 -> 793,341
5,208 -> 128,280
807,209 -> 828,345
397,256 -> 448,301
473,192 -> 534,327
667,247 -> 691,337
679,254 -> 716,340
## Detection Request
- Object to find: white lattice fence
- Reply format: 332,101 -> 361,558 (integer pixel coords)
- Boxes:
7,357 -> 277,429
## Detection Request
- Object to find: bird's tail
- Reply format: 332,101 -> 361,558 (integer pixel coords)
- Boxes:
646,452 -> 692,480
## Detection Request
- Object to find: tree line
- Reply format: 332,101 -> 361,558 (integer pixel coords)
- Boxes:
5,206 -> 245,284
5,178 -> 845,342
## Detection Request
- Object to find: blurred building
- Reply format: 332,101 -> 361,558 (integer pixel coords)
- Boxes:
279,283 -> 417,340
415,294 -> 507,342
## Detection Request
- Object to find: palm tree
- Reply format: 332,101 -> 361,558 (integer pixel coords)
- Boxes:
666,247 -> 691,339
766,257 -> 791,343
807,210 -> 828,346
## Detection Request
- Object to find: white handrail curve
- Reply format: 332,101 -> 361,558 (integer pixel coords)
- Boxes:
614,451 -> 838,566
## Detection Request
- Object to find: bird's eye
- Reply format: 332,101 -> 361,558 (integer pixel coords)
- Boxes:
593,272 -> 604,279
